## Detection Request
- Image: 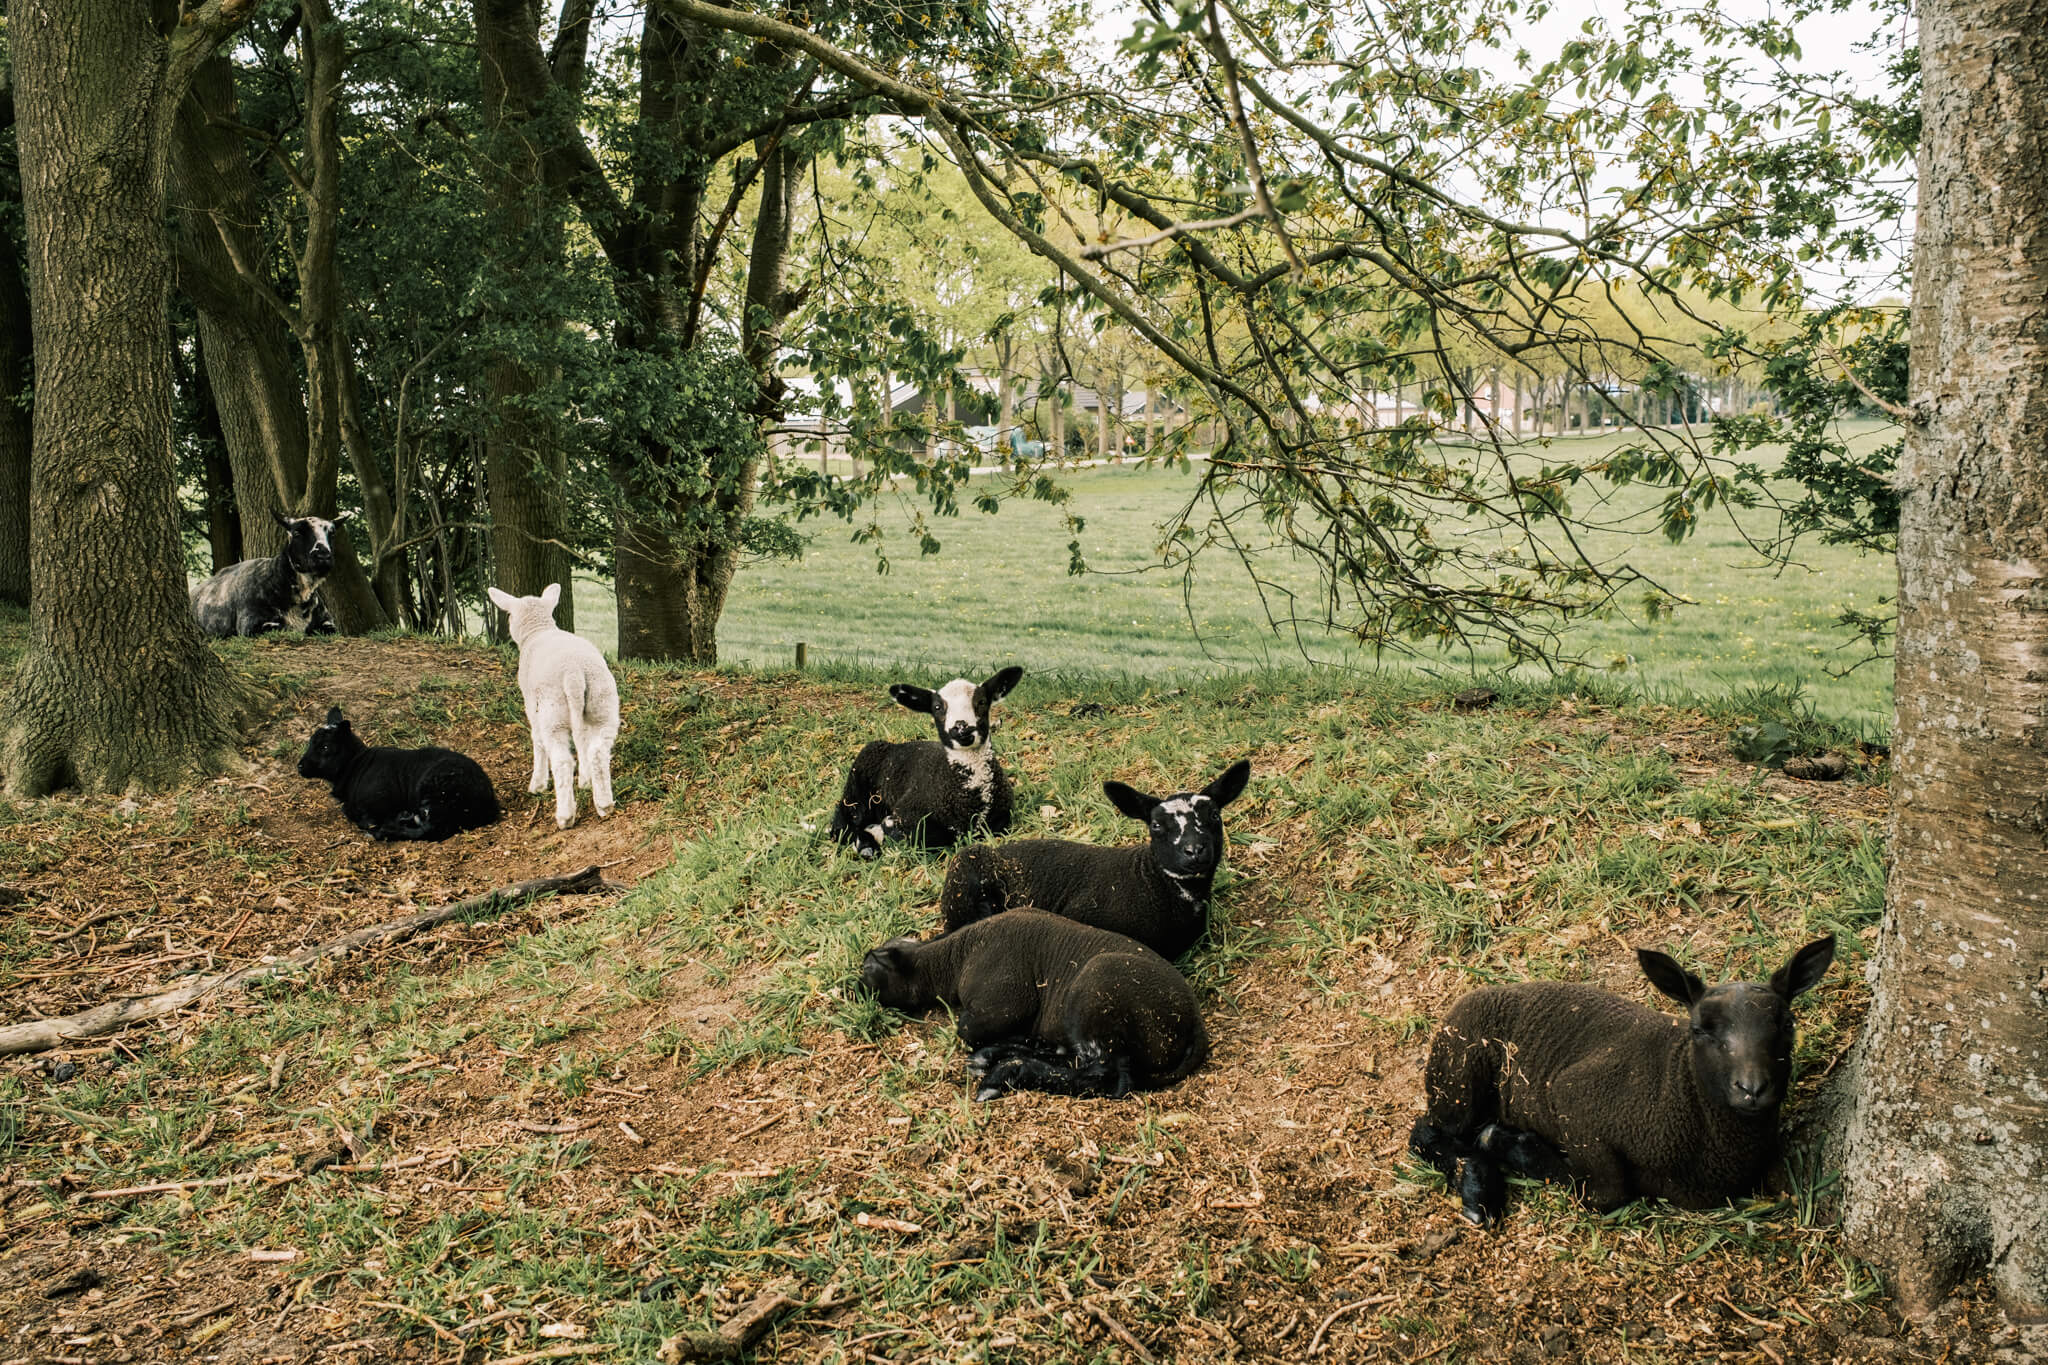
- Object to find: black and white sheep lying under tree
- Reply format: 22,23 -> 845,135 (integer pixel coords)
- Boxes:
937,759 -> 1251,960
828,666 -> 1023,858
860,910 -> 1208,1101
296,707 -> 501,842
1409,935 -> 1837,1227
190,513 -> 349,638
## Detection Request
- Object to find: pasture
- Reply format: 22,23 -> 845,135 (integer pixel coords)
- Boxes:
568,426 -> 1898,733
3,617 -> 2012,1363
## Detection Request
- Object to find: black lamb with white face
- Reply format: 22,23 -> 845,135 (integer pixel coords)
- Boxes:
1408,935 -> 1837,1227
296,707 -> 501,843
859,910 -> 1209,1101
937,759 -> 1251,961
190,513 -> 347,638
827,666 -> 1023,858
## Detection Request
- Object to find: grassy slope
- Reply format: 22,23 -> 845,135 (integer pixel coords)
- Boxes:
568,424 -> 1896,731
0,625 -> 1945,1364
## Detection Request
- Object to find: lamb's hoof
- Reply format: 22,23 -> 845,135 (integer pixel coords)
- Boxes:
595,802 -> 616,819
556,814 -> 577,831
1458,1204 -> 1497,1229
529,781 -> 549,795
857,843 -> 881,862
973,1082 -> 1005,1103
967,1046 -> 1002,1077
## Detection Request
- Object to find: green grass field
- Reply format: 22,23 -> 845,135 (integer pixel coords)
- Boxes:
567,424 -> 1897,732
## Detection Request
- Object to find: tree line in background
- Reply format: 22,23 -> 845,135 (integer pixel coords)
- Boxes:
0,0 -> 1902,669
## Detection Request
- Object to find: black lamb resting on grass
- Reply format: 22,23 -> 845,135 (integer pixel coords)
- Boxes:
191,513 -> 347,638
828,666 -> 1022,858
296,707 -> 501,842
937,759 -> 1251,960
1408,935 -> 1837,1228
860,910 -> 1208,1101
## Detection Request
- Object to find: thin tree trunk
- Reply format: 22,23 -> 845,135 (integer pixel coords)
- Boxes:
169,54 -> 300,558
185,330 -> 241,572
475,0 -> 581,632
289,0 -> 387,634
2,0 -> 250,797
1834,0 -> 2048,1324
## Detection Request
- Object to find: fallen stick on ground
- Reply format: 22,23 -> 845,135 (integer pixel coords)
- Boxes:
0,866 -> 616,1057
658,1290 -> 803,1361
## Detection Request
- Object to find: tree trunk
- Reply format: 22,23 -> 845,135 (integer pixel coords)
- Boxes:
169,54 -> 301,558
995,334 -> 1015,448
475,0 -> 580,632
186,331 -> 241,572
0,161 -> 31,609
2,0 -> 249,797
1835,0 -> 2048,1324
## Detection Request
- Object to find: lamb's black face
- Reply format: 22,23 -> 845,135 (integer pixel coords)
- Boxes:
278,514 -> 339,576
1105,759 -> 1252,884
859,939 -> 927,1012
1640,935 -> 1835,1117
297,707 -> 357,781
1686,984 -> 1796,1114
890,666 -> 1023,753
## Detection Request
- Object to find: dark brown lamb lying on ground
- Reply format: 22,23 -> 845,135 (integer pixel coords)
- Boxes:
860,910 -> 1208,1101
1409,935 -> 1836,1226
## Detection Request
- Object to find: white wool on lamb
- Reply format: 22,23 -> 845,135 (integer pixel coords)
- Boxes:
487,583 -> 620,830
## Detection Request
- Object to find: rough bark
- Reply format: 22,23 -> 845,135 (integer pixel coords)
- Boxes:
474,0 -> 580,632
0,151 -> 31,609
1835,0 -> 2048,1323
2,0 -> 250,797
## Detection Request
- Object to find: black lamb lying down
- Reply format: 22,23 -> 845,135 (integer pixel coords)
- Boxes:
1409,935 -> 1837,1227
296,707 -> 501,842
938,759 -> 1251,960
860,910 -> 1209,1101
828,666 -> 1023,858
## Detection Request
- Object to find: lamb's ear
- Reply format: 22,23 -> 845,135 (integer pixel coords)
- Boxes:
1638,949 -> 1706,1006
1204,759 -> 1252,807
980,665 -> 1023,702
486,587 -> 516,613
890,684 -> 937,713
1103,780 -> 1160,822
540,582 -> 562,609
1770,935 -> 1837,1001
323,706 -> 349,730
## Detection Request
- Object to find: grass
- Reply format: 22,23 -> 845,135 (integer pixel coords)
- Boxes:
0,628 -> 1916,1361
562,423 -> 1897,732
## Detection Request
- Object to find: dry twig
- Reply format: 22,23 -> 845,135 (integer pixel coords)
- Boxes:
0,867 -> 616,1056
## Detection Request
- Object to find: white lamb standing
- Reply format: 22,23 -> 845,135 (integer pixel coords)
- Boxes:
487,583 -> 619,829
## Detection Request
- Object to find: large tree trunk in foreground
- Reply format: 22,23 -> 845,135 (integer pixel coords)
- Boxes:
0,171 -> 31,610
1836,0 -> 2048,1323
2,0 -> 248,797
